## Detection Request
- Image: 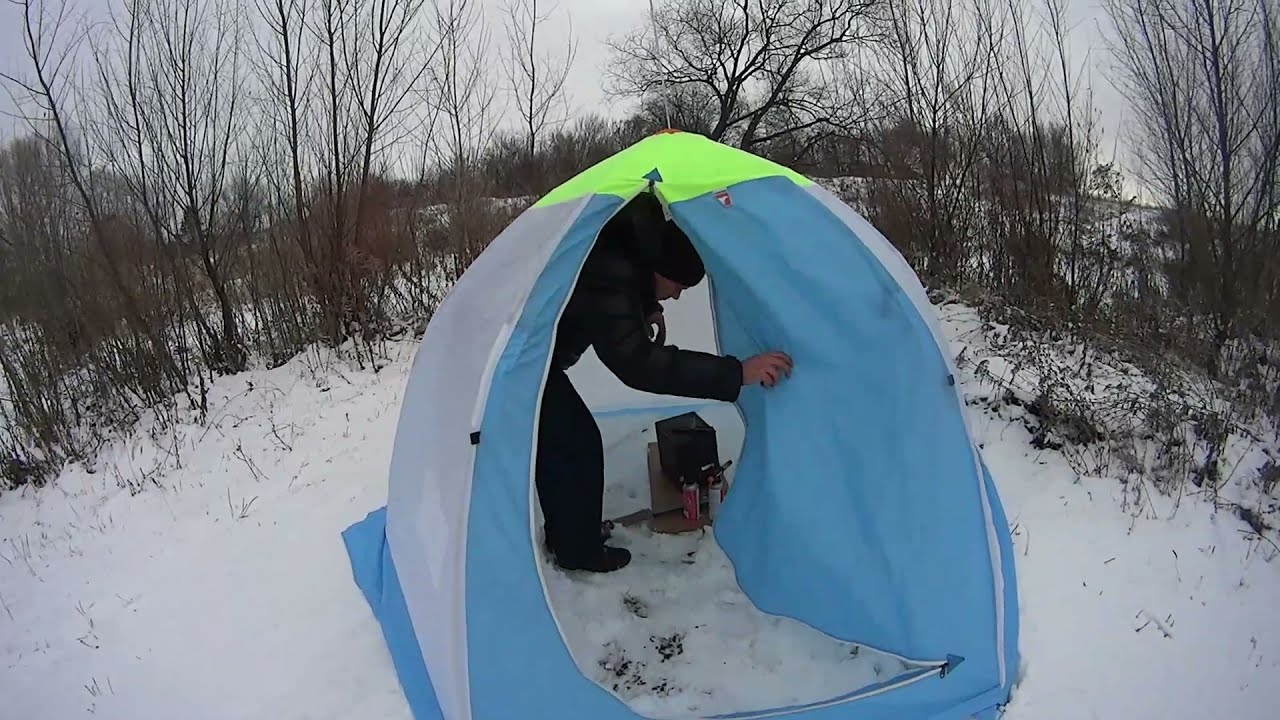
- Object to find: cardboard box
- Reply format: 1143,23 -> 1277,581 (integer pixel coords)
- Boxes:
612,442 -> 716,535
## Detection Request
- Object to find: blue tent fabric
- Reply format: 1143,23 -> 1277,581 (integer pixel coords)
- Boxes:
464,193 -> 636,718
676,178 -> 1001,666
342,508 -> 444,719
342,142 -> 1020,720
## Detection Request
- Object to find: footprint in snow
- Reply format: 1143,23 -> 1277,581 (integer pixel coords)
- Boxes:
622,593 -> 650,618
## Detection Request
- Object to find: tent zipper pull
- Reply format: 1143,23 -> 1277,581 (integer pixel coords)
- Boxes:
938,654 -> 965,679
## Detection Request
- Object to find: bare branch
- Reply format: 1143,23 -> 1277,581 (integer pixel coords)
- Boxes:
605,0 -> 886,148
501,0 -> 578,158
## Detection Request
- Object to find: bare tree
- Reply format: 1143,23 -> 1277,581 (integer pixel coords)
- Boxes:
345,0 -> 430,255
85,0 -> 251,373
605,0 -> 886,149
427,0 -> 501,275
311,0 -> 360,343
253,0 -> 314,254
0,0 -> 185,395
500,0 -> 577,160
341,0 -> 431,353
430,0 -> 499,175
247,0 -> 329,360
632,84 -> 723,137
1103,0 -> 1280,371
869,0 -> 1010,281
1042,0 -> 1099,306
983,0 -> 1079,304
255,0 -> 430,347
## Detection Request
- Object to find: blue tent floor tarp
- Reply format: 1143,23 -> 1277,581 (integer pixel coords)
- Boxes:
343,478 -> 1020,720
344,508 -> 445,720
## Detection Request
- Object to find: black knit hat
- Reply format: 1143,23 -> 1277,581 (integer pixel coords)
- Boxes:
654,221 -> 705,287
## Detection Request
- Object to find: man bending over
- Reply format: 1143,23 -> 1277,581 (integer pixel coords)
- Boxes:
536,193 -> 793,573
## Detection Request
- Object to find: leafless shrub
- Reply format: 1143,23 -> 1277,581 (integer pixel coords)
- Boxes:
0,129 -> 187,489
481,114 -> 638,198
1103,0 -> 1280,378
962,290 -> 1274,529
1259,461 -> 1279,497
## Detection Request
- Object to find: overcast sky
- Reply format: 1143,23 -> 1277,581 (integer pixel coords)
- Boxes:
0,0 -> 1137,193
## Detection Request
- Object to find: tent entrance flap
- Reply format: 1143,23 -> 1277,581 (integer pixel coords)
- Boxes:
543,286 -> 961,719
534,187 -> 970,718
668,177 -> 1004,670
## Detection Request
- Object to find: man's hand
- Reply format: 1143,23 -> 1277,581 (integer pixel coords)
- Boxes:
646,310 -> 666,345
742,351 -> 793,388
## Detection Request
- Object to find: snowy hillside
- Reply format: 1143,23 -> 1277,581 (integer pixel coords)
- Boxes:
2,292 -> 1278,719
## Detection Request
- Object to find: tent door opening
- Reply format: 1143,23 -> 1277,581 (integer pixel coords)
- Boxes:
530,195 -> 957,719
546,398 -> 956,719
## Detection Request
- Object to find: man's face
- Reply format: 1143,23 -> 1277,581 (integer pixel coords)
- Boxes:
654,273 -> 688,301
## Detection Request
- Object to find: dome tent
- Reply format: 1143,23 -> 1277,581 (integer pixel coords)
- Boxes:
341,130 -> 1021,720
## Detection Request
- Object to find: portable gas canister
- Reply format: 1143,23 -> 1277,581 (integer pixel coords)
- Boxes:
681,480 -> 700,521
707,478 -> 724,520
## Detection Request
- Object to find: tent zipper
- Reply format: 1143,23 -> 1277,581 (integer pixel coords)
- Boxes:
702,655 -> 958,720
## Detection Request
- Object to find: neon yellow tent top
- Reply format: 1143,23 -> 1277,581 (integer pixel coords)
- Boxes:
532,130 -> 814,208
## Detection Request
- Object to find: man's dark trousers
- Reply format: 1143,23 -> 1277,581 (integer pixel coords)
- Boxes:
535,365 -> 604,564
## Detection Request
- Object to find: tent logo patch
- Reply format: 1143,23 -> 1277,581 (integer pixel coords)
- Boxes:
714,189 -> 733,208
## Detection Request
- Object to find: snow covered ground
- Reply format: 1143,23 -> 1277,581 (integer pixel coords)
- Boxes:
543,525 -> 916,718
0,344 -> 417,719
1,292 -> 1278,720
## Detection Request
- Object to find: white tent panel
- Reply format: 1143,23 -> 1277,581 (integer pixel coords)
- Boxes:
385,197 -> 591,720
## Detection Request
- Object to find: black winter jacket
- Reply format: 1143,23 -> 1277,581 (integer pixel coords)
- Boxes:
551,197 -> 743,403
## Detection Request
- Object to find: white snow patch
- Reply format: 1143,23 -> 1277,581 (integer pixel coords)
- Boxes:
940,300 -> 1280,720
0,343 -> 416,719
541,524 -> 916,718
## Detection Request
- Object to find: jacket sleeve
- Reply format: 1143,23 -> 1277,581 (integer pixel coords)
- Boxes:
584,266 -> 743,403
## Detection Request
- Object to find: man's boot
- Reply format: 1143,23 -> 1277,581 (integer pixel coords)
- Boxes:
556,544 -> 632,573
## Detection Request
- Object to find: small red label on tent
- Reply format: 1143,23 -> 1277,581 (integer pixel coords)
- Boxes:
714,190 -> 732,208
